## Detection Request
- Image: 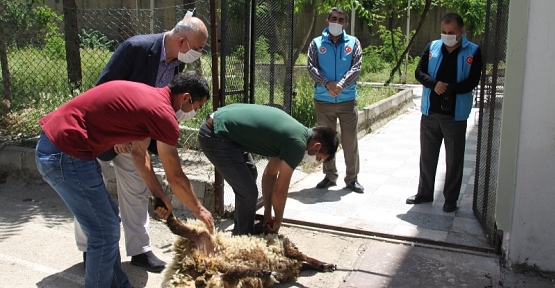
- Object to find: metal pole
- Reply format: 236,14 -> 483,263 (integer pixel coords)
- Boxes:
209,0 -> 224,218
351,8 -> 355,36
403,0 -> 411,84
150,0 -> 154,33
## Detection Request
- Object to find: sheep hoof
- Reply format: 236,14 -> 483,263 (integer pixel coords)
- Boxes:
261,270 -> 281,284
320,263 -> 337,272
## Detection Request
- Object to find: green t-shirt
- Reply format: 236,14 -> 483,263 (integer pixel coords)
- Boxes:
213,103 -> 312,169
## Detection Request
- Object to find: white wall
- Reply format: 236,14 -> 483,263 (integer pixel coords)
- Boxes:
499,0 -> 555,270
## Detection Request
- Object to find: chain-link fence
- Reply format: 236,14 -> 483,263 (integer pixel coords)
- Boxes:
218,0 -> 295,215
473,0 -> 509,250
0,1 -> 217,203
0,0 -> 298,217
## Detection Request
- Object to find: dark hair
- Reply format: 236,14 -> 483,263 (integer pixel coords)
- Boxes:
168,71 -> 210,102
442,13 -> 464,29
312,126 -> 339,162
328,7 -> 349,22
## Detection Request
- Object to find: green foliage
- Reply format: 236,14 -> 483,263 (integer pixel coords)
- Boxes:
438,0 -> 488,35
254,37 -> 271,63
32,5 -> 65,59
0,0 -> 35,31
361,46 -> 387,74
292,74 -> 317,128
79,29 -> 115,50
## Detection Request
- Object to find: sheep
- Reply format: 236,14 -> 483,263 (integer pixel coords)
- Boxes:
152,198 -> 336,287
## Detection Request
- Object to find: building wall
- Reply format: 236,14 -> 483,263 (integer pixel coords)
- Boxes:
498,0 -> 555,271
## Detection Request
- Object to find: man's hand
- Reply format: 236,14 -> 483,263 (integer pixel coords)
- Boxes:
114,142 -> 132,154
266,218 -> 281,234
434,81 -> 449,95
325,81 -> 343,97
194,206 -> 215,234
153,196 -> 173,220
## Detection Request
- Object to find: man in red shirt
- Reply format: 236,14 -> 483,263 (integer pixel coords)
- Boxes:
35,72 -> 214,288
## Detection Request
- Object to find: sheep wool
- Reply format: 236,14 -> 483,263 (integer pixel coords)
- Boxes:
161,219 -> 305,288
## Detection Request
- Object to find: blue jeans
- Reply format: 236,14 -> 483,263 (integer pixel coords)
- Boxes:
198,119 -> 258,235
35,132 -> 131,288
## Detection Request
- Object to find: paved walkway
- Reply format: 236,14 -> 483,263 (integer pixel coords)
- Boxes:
259,86 -> 492,252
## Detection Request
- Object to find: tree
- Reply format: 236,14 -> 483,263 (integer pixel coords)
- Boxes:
63,0 -> 81,91
0,0 -> 35,112
384,0 -> 432,85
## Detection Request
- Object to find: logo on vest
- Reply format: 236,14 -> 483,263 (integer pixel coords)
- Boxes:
319,47 -> 327,54
345,45 -> 352,53
466,56 -> 473,65
429,52 -> 433,59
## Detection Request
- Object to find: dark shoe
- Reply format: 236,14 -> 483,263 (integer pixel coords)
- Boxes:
346,180 -> 364,193
131,251 -> 166,273
406,195 -> 433,204
316,178 -> 337,189
443,202 -> 458,213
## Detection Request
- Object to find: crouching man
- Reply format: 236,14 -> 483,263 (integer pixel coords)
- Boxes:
35,72 -> 215,288
198,103 -> 339,235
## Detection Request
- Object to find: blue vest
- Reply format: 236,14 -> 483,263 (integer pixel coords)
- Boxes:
312,28 -> 357,103
421,35 -> 479,121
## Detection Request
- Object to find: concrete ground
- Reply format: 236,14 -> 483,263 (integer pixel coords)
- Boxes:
1,174 -> 554,288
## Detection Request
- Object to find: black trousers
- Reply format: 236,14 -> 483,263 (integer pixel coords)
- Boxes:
417,113 -> 467,204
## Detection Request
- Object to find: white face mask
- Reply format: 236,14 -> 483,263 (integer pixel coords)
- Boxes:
328,22 -> 343,36
176,97 -> 197,121
302,151 -> 317,165
441,33 -> 459,47
302,144 -> 321,164
178,40 -> 202,63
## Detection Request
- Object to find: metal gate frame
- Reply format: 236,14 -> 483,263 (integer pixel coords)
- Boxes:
473,0 -> 509,253
212,0 -> 295,216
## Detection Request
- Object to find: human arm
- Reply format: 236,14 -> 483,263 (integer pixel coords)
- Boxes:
450,46 -> 483,94
307,39 -> 330,87
307,40 -> 344,97
261,157 -> 294,233
337,38 -> 362,90
415,42 -> 449,95
415,43 -> 438,89
96,40 -> 136,85
156,140 -> 215,233
130,138 -> 173,219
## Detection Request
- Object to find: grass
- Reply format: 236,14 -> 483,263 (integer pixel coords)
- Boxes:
0,49 -> 403,143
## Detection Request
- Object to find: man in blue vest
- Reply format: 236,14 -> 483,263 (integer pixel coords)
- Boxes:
406,13 -> 482,212
307,7 -> 364,193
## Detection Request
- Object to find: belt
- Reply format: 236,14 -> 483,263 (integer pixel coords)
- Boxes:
205,113 -> 214,130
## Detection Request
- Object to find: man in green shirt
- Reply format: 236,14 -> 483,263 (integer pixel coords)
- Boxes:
198,104 -> 339,235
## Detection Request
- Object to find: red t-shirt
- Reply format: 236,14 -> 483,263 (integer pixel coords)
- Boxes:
40,80 -> 180,159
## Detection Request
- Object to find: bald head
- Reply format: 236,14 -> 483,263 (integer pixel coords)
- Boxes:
165,16 -> 208,63
173,16 -> 208,39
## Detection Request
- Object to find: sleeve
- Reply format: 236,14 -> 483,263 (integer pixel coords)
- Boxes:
338,38 -> 362,88
146,107 -> 180,147
307,39 -> 329,87
96,40 -> 137,86
414,43 -> 437,89
451,46 -> 483,94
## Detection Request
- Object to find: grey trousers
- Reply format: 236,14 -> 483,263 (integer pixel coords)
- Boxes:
417,113 -> 467,204
198,119 -> 258,236
314,99 -> 360,183
75,153 -> 151,257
